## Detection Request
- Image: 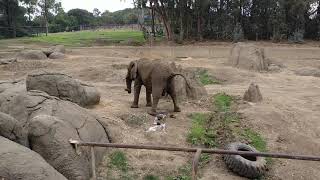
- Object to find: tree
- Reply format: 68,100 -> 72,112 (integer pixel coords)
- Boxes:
67,9 -> 94,27
93,8 -> 101,17
38,0 -> 56,36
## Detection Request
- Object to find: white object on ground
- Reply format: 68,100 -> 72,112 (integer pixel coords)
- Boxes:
146,124 -> 166,132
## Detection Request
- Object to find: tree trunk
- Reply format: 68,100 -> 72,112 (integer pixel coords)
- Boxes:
179,0 -> 185,41
197,13 -> 202,41
150,1 -> 156,38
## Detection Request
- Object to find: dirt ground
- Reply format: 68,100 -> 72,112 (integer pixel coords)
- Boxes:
1,42 -> 320,180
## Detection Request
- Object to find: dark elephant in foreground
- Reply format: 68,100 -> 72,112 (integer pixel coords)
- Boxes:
125,59 -> 191,115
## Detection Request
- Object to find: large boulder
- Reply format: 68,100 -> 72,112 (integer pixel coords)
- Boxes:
0,136 -> 67,180
228,43 -> 269,71
49,52 -> 65,59
294,68 -> 320,77
0,58 -> 17,65
170,62 -> 208,101
17,50 -> 47,60
0,88 -> 111,180
0,112 -> 28,147
26,71 -> 100,107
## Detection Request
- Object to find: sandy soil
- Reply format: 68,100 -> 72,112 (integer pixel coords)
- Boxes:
0,42 -> 320,180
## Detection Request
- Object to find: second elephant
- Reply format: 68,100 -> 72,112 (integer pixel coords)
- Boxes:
125,59 -> 191,115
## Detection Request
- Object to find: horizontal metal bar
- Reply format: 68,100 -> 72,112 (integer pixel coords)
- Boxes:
69,139 -> 320,162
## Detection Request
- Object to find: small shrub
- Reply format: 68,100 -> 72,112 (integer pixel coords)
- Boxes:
198,70 -> 219,85
144,175 -> 160,180
242,128 -> 267,152
109,151 -> 129,172
187,113 -> 217,148
233,23 -> 244,42
288,30 -> 304,44
213,93 -> 233,112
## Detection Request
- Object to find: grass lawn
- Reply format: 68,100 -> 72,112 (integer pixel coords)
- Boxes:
0,29 -> 145,47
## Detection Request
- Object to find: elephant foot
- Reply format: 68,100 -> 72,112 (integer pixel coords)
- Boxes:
174,107 -> 181,112
146,103 -> 152,107
131,104 -> 139,108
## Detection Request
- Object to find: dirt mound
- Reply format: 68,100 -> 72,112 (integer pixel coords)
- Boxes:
0,87 -> 111,179
243,83 -> 263,102
26,71 -> 100,107
0,112 -> 28,147
17,50 -> 47,60
0,136 -> 67,180
228,43 -> 269,71
49,52 -> 65,59
170,62 -> 208,101
294,68 -> 320,77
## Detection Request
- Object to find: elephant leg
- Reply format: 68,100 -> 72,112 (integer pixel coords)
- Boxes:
148,87 -> 163,116
146,87 -> 152,107
131,80 -> 142,108
169,86 -> 181,112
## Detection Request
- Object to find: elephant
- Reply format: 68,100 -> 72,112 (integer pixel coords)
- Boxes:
125,59 -> 191,115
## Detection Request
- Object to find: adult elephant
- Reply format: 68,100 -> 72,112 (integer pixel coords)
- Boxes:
125,59 -> 191,115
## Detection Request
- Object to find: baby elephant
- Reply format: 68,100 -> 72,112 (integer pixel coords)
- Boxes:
125,59 -> 191,115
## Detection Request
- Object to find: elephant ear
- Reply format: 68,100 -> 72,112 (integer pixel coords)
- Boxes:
130,61 -> 138,79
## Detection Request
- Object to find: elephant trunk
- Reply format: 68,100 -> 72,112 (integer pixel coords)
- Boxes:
125,77 -> 132,94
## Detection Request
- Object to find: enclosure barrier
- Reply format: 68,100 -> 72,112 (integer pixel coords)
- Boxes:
69,139 -> 320,180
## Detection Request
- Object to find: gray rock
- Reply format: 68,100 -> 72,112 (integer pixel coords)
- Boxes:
17,50 -> 47,60
243,83 -> 263,102
0,89 -> 111,180
49,52 -> 65,59
0,136 -> 67,180
170,62 -> 208,101
0,58 -> 17,65
0,112 -> 28,147
26,71 -> 100,107
294,68 -> 320,77
42,45 -> 66,57
228,43 -> 269,71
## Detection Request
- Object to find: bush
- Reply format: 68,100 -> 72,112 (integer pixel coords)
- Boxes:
233,23 -> 244,42
288,30 -> 304,43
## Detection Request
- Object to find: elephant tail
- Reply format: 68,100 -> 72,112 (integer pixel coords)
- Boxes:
168,74 -> 195,99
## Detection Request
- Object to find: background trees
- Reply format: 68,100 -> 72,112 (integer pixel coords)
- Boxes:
0,0 -> 319,41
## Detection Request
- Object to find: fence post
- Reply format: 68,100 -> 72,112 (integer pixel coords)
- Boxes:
192,149 -> 202,180
91,147 -> 96,180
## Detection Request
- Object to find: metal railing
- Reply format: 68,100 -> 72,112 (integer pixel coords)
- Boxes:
69,139 -> 320,180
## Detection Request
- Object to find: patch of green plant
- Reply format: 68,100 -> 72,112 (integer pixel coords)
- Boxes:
166,164 -> 192,180
198,70 -> 219,85
199,153 -> 212,167
187,113 -> 217,148
242,128 -> 267,152
109,151 -> 129,172
143,175 -> 160,180
213,93 -> 233,112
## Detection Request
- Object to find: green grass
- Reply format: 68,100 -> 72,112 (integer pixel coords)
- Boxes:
213,93 -> 233,112
187,113 -> 217,148
242,128 -> 267,152
0,29 -> 145,47
144,175 -> 160,180
109,151 -> 129,172
198,70 -> 220,85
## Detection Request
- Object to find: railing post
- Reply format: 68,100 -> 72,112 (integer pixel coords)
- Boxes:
91,147 -> 96,180
192,149 -> 202,180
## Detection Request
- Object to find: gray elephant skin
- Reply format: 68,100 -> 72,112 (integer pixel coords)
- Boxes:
125,59 -> 191,115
